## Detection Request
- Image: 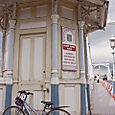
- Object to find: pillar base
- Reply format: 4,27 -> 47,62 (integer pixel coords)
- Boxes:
87,84 -> 91,114
51,84 -> 59,108
112,81 -> 115,94
5,84 -> 12,109
81,83 -> 86,115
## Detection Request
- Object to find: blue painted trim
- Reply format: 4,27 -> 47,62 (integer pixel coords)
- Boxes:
51,84 -> 59,115
86,84 -> 91,114
113,81 -> 115,94
81,84 -> 86,115
51,84 -> 59,108
5,85 -> 12,109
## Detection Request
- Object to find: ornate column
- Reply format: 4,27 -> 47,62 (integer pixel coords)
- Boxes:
78,21 -> 86,115
51,0 -> 59,109
4,19 -> 16,108
85,36 -> 91,115
51,14 -> 59,108
5,20 -> 16,72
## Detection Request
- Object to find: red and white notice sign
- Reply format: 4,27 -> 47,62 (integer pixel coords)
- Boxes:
62,27 -> 77,71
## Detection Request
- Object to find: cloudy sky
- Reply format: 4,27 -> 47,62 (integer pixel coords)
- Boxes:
89,0 -> 115,64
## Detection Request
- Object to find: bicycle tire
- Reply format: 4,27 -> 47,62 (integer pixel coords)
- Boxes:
2,106 -> 25,115
46,108 -> 71,115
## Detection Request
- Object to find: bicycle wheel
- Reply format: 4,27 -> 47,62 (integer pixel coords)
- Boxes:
46,108 -> 71,115
2,106 -> 25,115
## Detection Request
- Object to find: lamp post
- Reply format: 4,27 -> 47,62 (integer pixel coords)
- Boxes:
109,35 -> 115,98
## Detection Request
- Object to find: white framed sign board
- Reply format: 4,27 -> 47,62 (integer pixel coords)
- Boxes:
62,27 -> 77,71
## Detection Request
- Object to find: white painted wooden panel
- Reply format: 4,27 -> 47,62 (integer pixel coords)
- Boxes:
61,6 -> 73,20
64,86 -> 76,115
20,38 -> 31,80
0,89 -> 3,111
36,5 -> 47,17
34,37 -> 44,80
20,7 -> 31,19
62,71 -> 76,79
33,91 -> 43,110
20,21 -> 47,29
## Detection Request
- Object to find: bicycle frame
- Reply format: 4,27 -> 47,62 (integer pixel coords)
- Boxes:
13,91 -> 70,115
23,101 -> 40,115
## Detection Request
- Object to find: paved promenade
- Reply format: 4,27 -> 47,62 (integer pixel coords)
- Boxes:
91,82 -> 115,115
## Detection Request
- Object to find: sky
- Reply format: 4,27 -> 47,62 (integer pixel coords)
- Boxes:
89,0 -> 115,64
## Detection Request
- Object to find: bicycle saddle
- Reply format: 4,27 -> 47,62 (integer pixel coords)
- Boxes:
41,101 -> 53,106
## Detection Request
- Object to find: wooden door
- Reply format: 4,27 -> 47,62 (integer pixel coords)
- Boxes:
19,34 -> 46,110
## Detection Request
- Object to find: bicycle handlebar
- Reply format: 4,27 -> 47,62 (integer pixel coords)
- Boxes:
18,90 -> 33,95
18,90 -> 33,101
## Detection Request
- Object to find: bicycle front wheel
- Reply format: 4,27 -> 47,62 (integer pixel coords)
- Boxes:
46,108 -> 71,115
2,106 -> 25,115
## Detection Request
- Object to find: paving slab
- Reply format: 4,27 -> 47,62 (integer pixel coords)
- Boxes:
91,82 -> 115,115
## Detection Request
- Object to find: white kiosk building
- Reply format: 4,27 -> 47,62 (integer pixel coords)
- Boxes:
0,0 -> 108,114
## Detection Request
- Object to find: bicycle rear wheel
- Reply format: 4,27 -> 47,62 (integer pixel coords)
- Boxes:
2,106 -> 25,115
46,108 -> 71,115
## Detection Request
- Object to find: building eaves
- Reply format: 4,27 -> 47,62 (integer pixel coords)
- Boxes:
0,0 -> 109,33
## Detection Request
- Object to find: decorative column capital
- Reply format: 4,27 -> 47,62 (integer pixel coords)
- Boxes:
9,20 -> 16,29
78,21 -> 85,30
80,70 -> 86,83
51,14 -> 60,24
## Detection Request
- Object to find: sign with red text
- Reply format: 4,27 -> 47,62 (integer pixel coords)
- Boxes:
62,27 -> 77,71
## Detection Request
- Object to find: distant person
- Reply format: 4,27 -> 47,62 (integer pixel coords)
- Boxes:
94,76 -> 97,81
103,74 -> 107,80
97,74 -> 100,83
97,79 -> 99,83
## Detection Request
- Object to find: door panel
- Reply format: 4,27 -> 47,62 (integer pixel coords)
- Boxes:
20,38 -> 31,81
19,34 -> 46,81
33,37 -> 45,80
33,90 -> 43,110
19,34 -> 46,108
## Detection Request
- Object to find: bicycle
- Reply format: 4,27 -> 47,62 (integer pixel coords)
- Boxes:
2,90 -> 71,115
